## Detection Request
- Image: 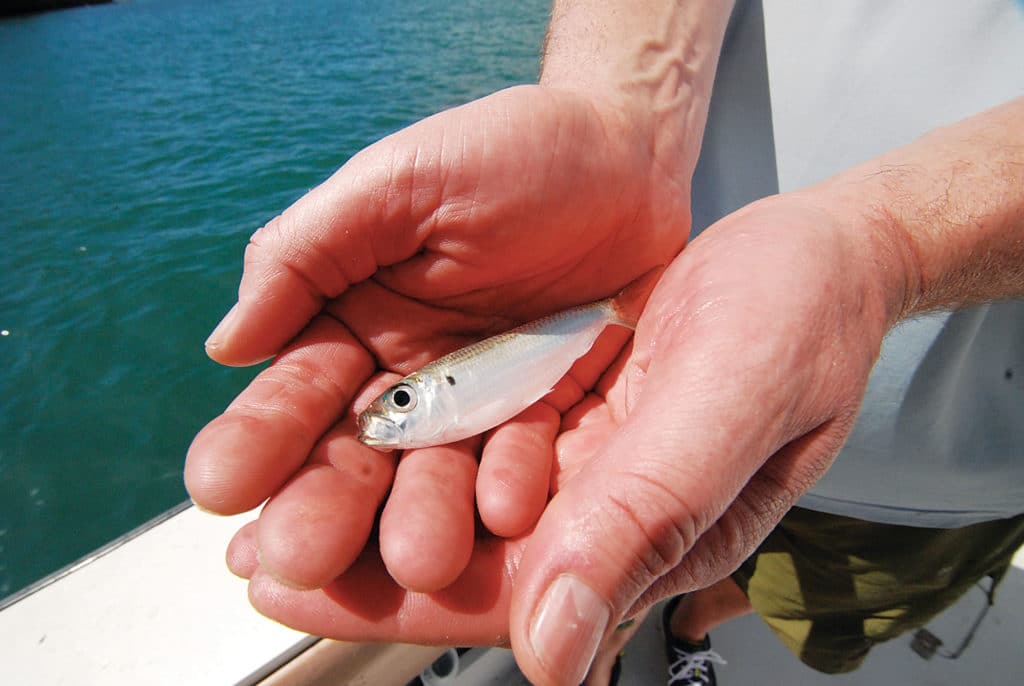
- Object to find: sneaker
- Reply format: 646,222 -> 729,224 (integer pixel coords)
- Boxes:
662,595 -> 727,685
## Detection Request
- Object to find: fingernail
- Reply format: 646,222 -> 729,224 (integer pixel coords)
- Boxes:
205,303 -> 239,351
529,574 -> 610,685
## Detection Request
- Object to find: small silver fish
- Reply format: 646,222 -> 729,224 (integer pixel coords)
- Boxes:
356,270 -> 659,450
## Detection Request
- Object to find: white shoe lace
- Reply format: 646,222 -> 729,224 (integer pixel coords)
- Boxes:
667,645 -> 726,685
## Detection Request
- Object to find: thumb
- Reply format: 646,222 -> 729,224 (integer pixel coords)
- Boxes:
204,145 -> 430,366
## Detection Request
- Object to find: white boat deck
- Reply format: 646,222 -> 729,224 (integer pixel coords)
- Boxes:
1,505 -> 1021,685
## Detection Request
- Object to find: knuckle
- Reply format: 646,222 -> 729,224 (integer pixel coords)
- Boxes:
247,214 -> 284,255
244,211 -> 350,298
600,469 -> 709,590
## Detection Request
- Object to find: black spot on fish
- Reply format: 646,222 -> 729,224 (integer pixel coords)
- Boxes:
1006,368 -> 1014,380
446,375 -> 456,386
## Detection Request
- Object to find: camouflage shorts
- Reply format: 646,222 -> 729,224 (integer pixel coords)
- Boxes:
731,507 -> 1024,673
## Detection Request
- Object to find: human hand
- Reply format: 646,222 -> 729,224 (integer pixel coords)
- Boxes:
216,188 -> 912,685
185,84 -> 691,592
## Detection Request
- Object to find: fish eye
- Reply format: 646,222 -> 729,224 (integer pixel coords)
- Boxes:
388,384 -> 416,412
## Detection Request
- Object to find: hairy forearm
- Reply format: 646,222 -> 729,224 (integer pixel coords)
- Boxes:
540,0 -> 735,176
821,97 -> 1024,321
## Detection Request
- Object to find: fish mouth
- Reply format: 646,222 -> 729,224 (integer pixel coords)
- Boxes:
356,413 -> 401,450
356,432 -> 400,451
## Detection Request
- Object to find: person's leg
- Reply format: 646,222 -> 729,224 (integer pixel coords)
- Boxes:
668,576 -> 754,642
659,581 -> 744,685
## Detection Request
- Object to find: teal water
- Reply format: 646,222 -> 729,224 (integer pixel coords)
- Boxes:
0,0 -> 547,601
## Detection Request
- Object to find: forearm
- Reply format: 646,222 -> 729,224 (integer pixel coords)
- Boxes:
541,0 -> 735,177
820,97 -> 1024,322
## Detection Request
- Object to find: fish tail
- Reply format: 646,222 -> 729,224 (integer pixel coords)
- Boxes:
608,266 -> 665,329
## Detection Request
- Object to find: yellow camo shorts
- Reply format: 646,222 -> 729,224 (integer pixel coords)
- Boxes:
731,507 -> 1024,674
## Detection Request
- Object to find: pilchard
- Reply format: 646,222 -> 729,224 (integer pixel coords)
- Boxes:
356,270 -> 659,450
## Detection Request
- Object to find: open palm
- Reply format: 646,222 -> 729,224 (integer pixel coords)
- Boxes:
186,84 -> 691,593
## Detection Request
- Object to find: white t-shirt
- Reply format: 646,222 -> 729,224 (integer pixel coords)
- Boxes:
692,0 -> 1024,527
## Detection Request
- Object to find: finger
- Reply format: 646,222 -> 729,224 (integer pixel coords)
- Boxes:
552,393 -> 617,490
542,327 -> 633,414
477,402 -> 559,537
550,340 -> 635,491
379,441 -> 479,593
226,520 -> 259,579
255,425 -> 396,589
327,279 -> 505,374
247,537 -> 517,645
185,316 -> 374,514
205,146 -> 435,366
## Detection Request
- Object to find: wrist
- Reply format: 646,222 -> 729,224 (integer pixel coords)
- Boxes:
806,178 -> 923,333
540,0 -> 734,183
813,98 -> 1024,321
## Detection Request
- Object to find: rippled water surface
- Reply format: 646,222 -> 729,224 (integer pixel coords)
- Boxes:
0,0 -> 547,600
